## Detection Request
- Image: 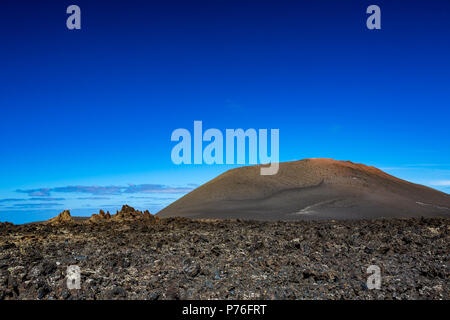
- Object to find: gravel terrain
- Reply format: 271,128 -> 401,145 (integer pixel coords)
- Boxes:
0,211 -> 448,300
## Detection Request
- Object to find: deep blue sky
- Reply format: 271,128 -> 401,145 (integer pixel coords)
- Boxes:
1,0 -> 449,223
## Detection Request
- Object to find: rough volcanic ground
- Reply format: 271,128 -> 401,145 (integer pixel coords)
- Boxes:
0,217 -> 448,300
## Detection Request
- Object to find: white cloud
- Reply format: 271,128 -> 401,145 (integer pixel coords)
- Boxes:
429,180 -> 450,186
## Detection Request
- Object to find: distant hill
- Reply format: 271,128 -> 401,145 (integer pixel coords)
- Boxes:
157,158 -> 450,220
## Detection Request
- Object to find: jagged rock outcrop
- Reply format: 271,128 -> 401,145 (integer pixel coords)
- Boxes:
47,210 -> 74,224
0,222 -> 14,228
111,205 -> 158,224
48,206 -> 158,225
112,205 -> 143,221
143,210 -> 159,223
89,210 -> 111,223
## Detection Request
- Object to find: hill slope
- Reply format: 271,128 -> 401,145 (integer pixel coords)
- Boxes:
157,158 -> 450,220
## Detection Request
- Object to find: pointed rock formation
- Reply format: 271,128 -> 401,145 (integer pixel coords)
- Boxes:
89,209 -> 112,223
111,205 -> 158,223
48,210 -> 74,224
112,205 -> 142,221
143,209 -> 159,224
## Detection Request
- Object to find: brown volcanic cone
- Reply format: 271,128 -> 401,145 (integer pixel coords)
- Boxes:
157,158 -> 450,220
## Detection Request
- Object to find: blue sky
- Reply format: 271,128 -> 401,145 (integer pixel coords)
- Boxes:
1,0 -> 449,223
